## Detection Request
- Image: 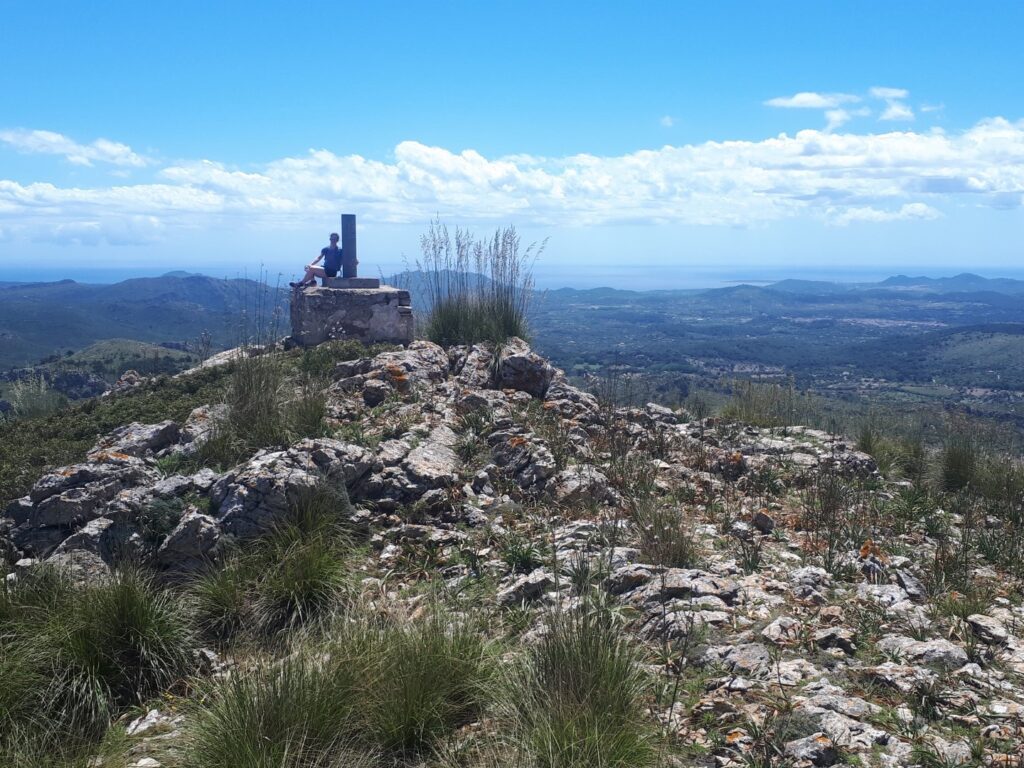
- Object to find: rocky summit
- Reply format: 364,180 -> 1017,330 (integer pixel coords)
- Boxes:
3,337 -> 1024,767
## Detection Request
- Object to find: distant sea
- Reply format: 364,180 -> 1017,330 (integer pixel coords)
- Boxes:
4,264 -> 1024,291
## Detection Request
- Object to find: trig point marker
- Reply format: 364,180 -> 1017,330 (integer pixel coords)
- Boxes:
341,213 -> 358,278
289,213 -> 414,346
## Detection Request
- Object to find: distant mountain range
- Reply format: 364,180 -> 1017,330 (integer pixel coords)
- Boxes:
768,272 -> 1024,295
2,269 -> 1024,373
0,273 -> 287,369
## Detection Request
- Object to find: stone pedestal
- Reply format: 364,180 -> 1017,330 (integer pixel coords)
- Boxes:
290,286 -> 413,347
323,277 -> 380,289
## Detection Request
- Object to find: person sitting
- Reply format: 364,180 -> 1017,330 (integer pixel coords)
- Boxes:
290,232 -> 343,288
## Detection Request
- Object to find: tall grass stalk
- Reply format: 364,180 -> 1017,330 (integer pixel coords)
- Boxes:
416,219 -> 541,346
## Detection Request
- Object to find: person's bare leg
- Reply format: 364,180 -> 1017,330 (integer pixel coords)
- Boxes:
305,266 -> 327,285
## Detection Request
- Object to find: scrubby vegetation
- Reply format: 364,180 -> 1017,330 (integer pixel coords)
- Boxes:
5,323 -> 1024,766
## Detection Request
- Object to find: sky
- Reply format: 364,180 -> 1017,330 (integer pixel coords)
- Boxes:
1,1 -> 1023,289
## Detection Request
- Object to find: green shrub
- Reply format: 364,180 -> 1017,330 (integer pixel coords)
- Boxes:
6,375 -> 68,421
192,481 -> 354,641
940,432 -> 977,492
192,559 -> 254,642
38,568 -> 196,734
253,533 -> 349,634
499,606 -> 657,768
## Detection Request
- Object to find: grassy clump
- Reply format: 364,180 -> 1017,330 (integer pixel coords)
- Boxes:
416,219 -> 540,347
186,607 -> 491,765
192,481 -> 354,642
630,495 -> 701,568
186,652 -> 372,768
0,566 -> 195,757
4,375 -> 68,421
498,605 -> 657,768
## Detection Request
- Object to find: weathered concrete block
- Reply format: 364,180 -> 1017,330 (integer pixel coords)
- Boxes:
323,277 -> 381,289
290,286 -> 413,346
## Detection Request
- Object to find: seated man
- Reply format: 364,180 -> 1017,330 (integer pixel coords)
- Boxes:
290,232 -> 343,288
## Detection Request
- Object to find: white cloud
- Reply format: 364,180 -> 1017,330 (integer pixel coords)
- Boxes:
1,118 -> 1023,240
831,202 -> 941,226
869,87 -> 909,100
869,87 -> 915,122
660,115 -> 675,127
826,106 -> 872,131
765,92 -> 860,109
0,128 -> 149,167
880,101 -> 915,121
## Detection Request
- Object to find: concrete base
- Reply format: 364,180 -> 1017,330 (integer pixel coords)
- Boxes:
323,277 -> 380,289
290,285 -> 413,347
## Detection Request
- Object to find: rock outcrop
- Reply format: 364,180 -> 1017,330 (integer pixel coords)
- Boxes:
6,336 -> 1020,768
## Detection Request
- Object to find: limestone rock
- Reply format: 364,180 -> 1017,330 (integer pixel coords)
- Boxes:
494,338 -> 555,398
876,635 -> 969,670
784,733 -> 838,766
497,568 -> 555,607
549,465 -> 615,506
157,509 -> 221,571
402,426 -> 460,489
967,614 -> 1008,645
88,420 -> 181,459
28,455 -> 157,528
212,438 -> 374,539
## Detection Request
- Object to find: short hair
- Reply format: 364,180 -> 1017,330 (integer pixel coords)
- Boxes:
329,232 -> 339,240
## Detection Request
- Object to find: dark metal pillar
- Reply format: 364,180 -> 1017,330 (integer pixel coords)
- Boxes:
341,213 -> 357,278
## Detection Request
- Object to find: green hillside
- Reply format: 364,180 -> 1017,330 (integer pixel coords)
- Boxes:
0,275 -> 287,369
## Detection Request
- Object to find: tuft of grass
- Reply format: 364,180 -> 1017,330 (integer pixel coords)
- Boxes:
939,431 -> 977,492
5,375 -> 68,421
1,566 -> 195,750
192,480 -> 354,642
498,605 -> 657,768
188,606 -> 491,764
631,496 -> 701,569
348,609 -> 492,754
186,652 -> 372,768
415,219 -> 541,346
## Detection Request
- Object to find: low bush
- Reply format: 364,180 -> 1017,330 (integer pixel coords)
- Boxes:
349,609 -> 492,754
192,481 -> 354,642
188,606 -> 491,764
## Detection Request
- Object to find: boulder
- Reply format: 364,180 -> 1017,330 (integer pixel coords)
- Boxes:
157,509 -> 221,571
876,635 -> 968,670
549,465 -> 615,506
402,425 -> 460,489
28,455 -> 157,528
212,438 -> 375,539
494,338 -> 555,398
497,568 -> 555,607
88,421 -> 181,459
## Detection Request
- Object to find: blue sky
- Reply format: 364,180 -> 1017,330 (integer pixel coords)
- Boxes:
1,1 -> 1023,288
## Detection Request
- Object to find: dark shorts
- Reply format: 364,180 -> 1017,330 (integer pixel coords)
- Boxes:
324,267 -> 338,277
